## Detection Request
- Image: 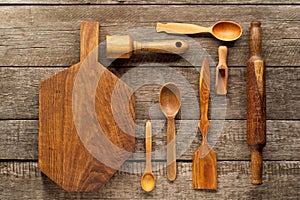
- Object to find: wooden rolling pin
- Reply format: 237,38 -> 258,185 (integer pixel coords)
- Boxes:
246,21 -> 266,185
106,35 -> 188,58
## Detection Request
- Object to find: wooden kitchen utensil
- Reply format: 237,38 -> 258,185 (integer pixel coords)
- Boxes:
159,82 -> 181,181
192,58 -> 217,190
39,22 -> 135,192
246,21 -> 266,185
156,21 -> 242,41
141,121 -> 155,192
216,46 -> 228,95
106,35 -> 188,58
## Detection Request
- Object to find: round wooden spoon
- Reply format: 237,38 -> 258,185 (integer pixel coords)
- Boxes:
159,82 -> 182,181
156,21 -> 242,41
141,121 -> 155,192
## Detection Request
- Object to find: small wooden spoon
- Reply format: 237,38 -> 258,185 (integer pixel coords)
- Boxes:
159,82 -> 182,181
141,121 -> 155,192
156,21 -> 242,41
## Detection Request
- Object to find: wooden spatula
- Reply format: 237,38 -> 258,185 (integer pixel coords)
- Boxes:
192,58 -> 217,190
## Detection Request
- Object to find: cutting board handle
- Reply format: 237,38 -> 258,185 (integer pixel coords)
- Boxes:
80,22 -> 99,62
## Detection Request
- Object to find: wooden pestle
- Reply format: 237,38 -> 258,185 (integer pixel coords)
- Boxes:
106,35 -> 188,58
246,21 -> 266,185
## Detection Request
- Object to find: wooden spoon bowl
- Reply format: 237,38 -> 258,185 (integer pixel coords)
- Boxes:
141,172 -> 155,192
159,83 -> 181,117
211,21 -> 242,41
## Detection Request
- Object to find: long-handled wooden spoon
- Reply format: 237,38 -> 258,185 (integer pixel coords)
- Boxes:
192,58 -> 217,190
159,82 -> 181,181
156,21 -> 242,41
141,121 -> 155,192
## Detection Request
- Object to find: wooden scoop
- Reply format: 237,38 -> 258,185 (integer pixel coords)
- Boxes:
141,121 -> 155,192
156,21 -> 242,41
159,82 -> 181,181
192,58 -> 217,190
216,46 -> 228,95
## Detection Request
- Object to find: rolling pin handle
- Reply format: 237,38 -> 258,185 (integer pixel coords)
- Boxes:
251,150 -> 263,185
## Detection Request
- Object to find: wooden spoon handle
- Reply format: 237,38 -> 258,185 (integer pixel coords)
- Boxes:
145,121 -> 152,173
156,23 -> 209,34
134,40 -> 188,55
167,117 -> 176,181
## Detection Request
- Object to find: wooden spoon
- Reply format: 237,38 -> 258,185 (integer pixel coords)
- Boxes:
159,82 -> 182,181
141,121 -> 155,192
156,21 -> 242,41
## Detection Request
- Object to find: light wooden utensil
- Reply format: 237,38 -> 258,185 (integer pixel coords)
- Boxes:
246,21 -> 266,185
159,82 -> 181,181
141,121 -> 155,192
216,46 -> 228,95
192,58 -> 217,190
106,35 -> 188,58
156,21 -> 242,41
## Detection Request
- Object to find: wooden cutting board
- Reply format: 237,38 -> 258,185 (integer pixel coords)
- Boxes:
38,22 -> 135,192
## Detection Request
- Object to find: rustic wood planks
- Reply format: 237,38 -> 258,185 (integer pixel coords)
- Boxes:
0,161 -> 299,199
1,120 -> 299,161
0,67 -> 299,120
0,0 -> 299,198
0,6 -> 299,66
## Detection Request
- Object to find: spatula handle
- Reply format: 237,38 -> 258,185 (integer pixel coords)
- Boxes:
167,117 -> 176,181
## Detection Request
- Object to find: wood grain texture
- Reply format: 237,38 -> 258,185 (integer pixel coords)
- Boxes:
0,0 -> 299,4
192,58 -> 217,189
247,22 -> 266,185
0,6 -> 299,66
0,161 -> 299,199
1,120 -> 299,161
0,67 -> 299,120
106,35 -> 189,58
39,22 -> 136,192
159,83 -> 182,181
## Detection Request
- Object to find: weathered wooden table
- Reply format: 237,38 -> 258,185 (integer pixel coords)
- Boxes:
0,1 -> 299,199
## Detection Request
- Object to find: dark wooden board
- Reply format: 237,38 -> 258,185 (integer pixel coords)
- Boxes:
1,120 -> 299,161
0,6 -> 299,66
0,161 -> 299,199
0,67 -> 299,120
0,0 -> 299,4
